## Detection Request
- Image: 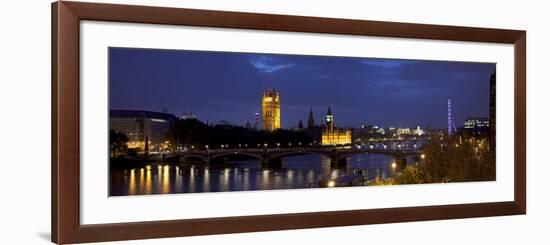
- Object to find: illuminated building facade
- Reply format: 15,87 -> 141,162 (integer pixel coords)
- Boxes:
261,88 -> 281,131
463,117 -> 490,136
395,128 -> 411,136
464,117 -> 490,129
110,109 -> 177,150
321,107 -> 352,145
412,126 -> 424,136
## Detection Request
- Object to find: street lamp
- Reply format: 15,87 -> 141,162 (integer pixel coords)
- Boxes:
421,154 -> 425,160
391,162 -> 397,177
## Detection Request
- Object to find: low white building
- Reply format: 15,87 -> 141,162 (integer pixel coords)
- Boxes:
412,126 -> 424,136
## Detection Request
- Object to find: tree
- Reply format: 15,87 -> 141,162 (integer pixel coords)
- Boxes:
168,118 -> 210,147
390,133 -> 495,185
421,133 -> 495,183
395,166 -> 425,184
167,119 -> 312,149
368,176 -> 394,186
110,130 -> 128,157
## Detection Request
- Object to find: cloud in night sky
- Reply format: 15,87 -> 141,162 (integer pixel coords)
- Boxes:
249,56 -> 295,73
360,59 -> 418,68
109,48 -> 495,129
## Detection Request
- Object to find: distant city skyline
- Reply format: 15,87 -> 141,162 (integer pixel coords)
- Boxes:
109,47 -> 495,129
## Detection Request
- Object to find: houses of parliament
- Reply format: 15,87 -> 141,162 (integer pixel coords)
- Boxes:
261,88 -> 352,145
261,88 -> 281,131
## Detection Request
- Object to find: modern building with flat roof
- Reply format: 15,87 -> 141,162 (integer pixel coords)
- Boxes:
110,109 -> 178,151
463,117 -> 490,136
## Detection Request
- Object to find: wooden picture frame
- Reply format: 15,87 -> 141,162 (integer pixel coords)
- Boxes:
51,1 -> 526,244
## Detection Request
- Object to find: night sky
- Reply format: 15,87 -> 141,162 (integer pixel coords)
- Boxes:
109,47 -> 495,129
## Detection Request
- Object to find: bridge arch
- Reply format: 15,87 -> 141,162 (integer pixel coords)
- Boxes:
208,152 -> 263,161
179,154 -> 207,162
268,150 -> 332,160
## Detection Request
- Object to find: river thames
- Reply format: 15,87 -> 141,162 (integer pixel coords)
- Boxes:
109,153 -> 406,196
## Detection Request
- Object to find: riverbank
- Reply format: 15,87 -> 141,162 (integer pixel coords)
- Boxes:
109,158 -> 164,169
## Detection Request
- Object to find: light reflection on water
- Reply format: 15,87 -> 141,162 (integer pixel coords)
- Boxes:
110,153 -> 402,196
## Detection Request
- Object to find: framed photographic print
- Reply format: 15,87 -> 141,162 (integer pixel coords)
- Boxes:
52,1 -> 526,244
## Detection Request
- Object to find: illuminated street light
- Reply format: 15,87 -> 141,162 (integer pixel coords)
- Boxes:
391,162 -> 397,169
421,154 -> 425,160
327,181 -> 335,187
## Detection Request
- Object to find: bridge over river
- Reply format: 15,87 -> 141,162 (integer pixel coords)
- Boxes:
164,147 -> 422,167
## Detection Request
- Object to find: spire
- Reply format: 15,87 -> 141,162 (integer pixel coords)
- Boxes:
307,107 -> 314,128
298,120 -> 303,130
327,106 -> 332,116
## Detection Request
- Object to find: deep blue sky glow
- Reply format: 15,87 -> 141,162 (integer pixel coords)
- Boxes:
109,47 -> 495,129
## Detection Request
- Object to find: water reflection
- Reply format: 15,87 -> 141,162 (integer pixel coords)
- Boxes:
110,154 -> 399,196
161,165 -> 170,194
128,169 -> 135,195
144,166 -> 152,194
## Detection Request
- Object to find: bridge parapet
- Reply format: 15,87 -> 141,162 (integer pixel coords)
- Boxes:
164,147 -> 421,167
